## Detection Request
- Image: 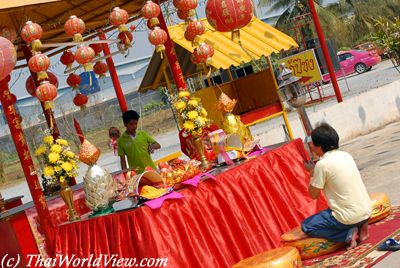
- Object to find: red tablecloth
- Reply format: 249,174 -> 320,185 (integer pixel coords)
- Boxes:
53,139 -> 327,267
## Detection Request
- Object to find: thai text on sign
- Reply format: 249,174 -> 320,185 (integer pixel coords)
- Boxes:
278,49 -> 323,85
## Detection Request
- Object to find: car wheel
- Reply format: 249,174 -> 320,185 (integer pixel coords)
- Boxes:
367,66 -> 372,71
355,63 -> 367,74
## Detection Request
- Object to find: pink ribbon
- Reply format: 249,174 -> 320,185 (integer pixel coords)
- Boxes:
182,172 -> 217,187
144,191 -> 184,209
247,147 -> 271,158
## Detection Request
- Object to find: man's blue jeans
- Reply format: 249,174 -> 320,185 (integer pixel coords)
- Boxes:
301,209 -> 367,243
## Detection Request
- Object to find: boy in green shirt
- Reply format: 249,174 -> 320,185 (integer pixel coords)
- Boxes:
117,110 -> 161,173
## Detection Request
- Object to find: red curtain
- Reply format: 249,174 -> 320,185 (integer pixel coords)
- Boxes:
53,139 -> 327,267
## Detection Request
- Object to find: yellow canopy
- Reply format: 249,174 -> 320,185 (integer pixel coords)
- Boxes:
168,17 -> 298,69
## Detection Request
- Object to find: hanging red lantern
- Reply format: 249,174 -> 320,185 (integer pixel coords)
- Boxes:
0,37 -> 17,82
185,19 -> 205,44
118,31 -> 133,48
67,73 -> 81,90
26,72 -> 58,97
35,81 -> 58,109
177,9 -> 191,21
60,50 -> 75,68
93,61 -> 108,78
173,0 -> 198,17
73,93 -> 88,109
205,0 -> 253,41
190,50 -> 201,65
89,43 -> 103,56
28,52 -> 50,81
0,26 -> 17,43
148,27 -> 167,56
142,1 -> 161,28
197,43 -> 214,65
109,7 -> 129,33
64,15 -> 85,42
20,21 -> 43,51
75,46 -> 95,71
130,25 -> 136,32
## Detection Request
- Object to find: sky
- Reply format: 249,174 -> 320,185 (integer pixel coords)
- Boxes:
7,0 -> 339,99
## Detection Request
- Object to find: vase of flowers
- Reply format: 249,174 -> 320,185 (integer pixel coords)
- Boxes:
35,135 -> 80,221
174,91 -> 211,169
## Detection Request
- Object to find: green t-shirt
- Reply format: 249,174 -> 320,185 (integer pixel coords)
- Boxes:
117,130 -> 157,173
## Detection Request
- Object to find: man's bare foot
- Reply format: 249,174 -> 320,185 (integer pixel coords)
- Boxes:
347,227 -> 359,250
358,222 -> 369,242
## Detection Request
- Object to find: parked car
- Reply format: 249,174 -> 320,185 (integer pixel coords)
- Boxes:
322,50 -> 381,83
354,42 -> 385,57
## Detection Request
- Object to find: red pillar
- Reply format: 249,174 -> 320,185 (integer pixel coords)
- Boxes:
100,33 -> 128,112
308,0 -> 343,103
0,78 -> 54,254
22,46 -> 76,185
155,0 -> 188,92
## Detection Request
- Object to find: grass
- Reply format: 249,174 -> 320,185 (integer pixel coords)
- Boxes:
0,108 -> 178,189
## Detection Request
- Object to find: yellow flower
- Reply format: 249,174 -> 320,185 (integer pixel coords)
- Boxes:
178,91 -> 190,98
201,108 -> 208,117
43,136 -> 54,145
64,151 -> 75,159
43,166 -> 55,177
54,166 -> 62,173
50,144 -> 62,153
187,110 -> 199,120
183,121 -> 195,131
195,117 -> 206,127
48,152 -> 60,163
61,162 -> 73,172
59,177 -> 65,183
35,146 -> 47,156
188,99 -> 198,107
174,101 -> 186,111
56,138 -> 68,146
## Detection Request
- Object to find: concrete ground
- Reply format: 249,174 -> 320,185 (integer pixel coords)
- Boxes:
340,120 -> 400,267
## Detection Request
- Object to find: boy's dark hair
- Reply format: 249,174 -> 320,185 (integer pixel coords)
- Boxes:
311,123 -> 339,153
109,127 -> 120,138
122,110 -> 140,124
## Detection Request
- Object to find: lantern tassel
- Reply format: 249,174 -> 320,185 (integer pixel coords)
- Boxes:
193,35 -> 201,47
150,18 -> 160,28
188,9 -> 196,18
37,71 -> 49,81
80,105 -> 86,111
73,33 -> 84,42
156,45 -> 165,58
231,30 -> 240,43
118,25 -> 128,33
32,39 -> 43,52
83,63 -> 93,72
44,101 -> 54,110
123,32 -> 132,47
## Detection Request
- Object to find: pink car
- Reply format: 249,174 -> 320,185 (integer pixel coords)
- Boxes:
322,50 -> 381,83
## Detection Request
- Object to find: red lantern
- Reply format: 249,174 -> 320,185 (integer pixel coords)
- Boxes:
64,15 -> 85,42
73,93 -> 88,109
148,27 -> 167,55
93,61 -> 108,78
0,37 -> 17,82
75,46 -> 95,71
177,9 -> 191,21
20,21 -> 43,51
60,50 -> 75,68
118,31 -> 133,48
190,50 -> 201,65
36,81 -> 58,109
67,73 -> 81,90
28,52 -> 50,81
110,7 -> 129,33
185,19 -> 205,43
142,1 -> 161,28
26,72 -> 59,97
197,43 -> 214,64
173,0 -> 198,18
89,43 -> 103,55
0,26 -> 17,43
130,25 -> 136,32
206,0 -> 253,40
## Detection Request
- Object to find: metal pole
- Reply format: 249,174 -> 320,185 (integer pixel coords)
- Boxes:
155,0 -> 188,92
0,78 -> 55,254
99,33 -> 128,113
297,106 -> 313,136
307,0 -> 343,103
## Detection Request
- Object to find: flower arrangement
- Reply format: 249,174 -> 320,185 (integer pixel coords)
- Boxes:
35,135 -> 79,187
174,91 -> 209,136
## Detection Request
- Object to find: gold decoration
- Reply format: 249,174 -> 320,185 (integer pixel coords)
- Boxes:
194,136 -> 211,170
140,185 -> 167,199
79,139 -> 100,166
217,92 -> 237,114
59,179 -> 80,221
